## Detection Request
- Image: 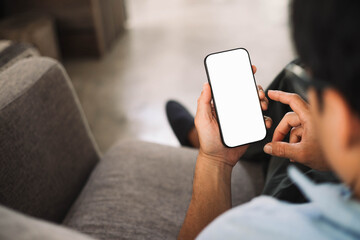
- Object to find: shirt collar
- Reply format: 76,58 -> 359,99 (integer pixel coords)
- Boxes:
288,166 -> 360,234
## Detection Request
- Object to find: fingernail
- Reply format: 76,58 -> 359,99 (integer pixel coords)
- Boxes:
264,144 -> 272,154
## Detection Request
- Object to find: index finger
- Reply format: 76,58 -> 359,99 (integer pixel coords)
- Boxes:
268,90 -> 309,120
252,65 -> 257,74
272,112 -> 301,142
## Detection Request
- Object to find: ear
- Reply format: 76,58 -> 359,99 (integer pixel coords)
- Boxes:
323,89 -> 360,150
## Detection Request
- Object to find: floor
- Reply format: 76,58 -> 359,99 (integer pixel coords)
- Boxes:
64,0 -> 295,152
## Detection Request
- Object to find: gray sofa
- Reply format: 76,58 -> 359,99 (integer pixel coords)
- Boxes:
0,56 -> 264,239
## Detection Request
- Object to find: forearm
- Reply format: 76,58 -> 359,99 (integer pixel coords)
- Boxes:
178,153 -> 233,240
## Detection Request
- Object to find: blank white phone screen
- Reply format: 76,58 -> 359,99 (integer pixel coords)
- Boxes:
205,48 -> 266,147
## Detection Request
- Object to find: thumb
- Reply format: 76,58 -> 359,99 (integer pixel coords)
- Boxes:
197,83 -> 212,116
263,142 -> 298,160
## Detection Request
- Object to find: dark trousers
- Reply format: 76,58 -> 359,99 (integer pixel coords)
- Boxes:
241,66 -> 339,203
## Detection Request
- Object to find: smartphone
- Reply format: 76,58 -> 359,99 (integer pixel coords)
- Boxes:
204,48 -> 266,148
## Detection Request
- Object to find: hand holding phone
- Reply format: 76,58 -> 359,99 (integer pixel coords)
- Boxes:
194,49 -> 271,165
195,83 -> 249,166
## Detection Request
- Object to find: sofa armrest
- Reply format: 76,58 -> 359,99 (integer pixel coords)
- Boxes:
0,205 -> 96,240
0,57 -> 100,223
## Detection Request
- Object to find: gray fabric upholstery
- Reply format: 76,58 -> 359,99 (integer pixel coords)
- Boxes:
64,140 -> 264,240
232,159 -> 264,206
0,57 -> 100,223
0,205 -> 96,240
0,41 -> 39,72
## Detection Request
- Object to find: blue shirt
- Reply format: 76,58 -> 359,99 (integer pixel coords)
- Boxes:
197,167 -> 360,240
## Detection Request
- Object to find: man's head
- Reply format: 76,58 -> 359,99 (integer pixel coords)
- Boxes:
291,0 -> 360,195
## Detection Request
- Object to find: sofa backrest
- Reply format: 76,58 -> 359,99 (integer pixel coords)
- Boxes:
0,41 -> 40,72
0,57 -> 100,223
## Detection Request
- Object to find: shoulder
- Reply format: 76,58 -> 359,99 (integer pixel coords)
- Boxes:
197,196 -> 325,240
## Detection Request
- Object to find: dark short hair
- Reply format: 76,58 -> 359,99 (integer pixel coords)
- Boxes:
291,0 -> 360,115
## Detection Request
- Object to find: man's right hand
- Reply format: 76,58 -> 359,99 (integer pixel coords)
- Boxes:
263,90 -> 330,171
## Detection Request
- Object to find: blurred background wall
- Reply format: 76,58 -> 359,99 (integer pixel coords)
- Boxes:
0,0 -> 295,151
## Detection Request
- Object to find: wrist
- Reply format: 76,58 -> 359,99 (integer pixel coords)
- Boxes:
196,151 -> 233,177
198,149 -> 236,168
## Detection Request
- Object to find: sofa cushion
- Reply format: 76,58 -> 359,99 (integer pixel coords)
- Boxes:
64,140 -> 264,240
0,57 -> 100,223
0,205 -> 96,240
